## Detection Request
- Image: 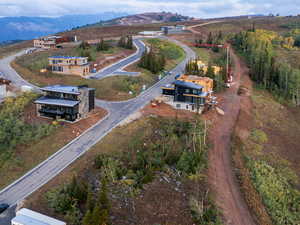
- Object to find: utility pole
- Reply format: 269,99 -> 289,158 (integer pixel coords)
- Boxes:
226,45 -> 230,82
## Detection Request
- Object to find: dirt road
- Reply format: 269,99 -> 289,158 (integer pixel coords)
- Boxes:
207,51 -> 256,225
187,22 -> 256,225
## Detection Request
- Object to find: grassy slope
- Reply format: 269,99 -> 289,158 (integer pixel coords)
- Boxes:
24,115 -> 222,225
232,89 -> 300,225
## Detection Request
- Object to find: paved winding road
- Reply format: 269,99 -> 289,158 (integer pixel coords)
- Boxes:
88,38 -> 145,79
0,37 -> 196,209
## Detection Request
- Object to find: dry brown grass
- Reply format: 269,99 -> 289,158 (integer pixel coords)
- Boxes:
0,41 -> 31,59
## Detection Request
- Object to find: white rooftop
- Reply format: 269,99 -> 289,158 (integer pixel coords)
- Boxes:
12,208 -> 66,225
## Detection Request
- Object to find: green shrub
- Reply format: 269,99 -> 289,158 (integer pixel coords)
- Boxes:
248,159 -> 300,225
250,129 -> 268,144
0,94 -> 55,156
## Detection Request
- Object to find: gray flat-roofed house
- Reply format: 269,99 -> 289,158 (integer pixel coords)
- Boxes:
11,208 -> 66,225
161,25 -> 186,34
34,84 -> 95,122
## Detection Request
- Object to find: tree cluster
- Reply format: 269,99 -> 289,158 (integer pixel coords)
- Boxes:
117,35 -> 133,49
82,178 -> 110,225
0,93 -> 55,159
96,38 -> 110,51
46,176 -> 111,225
233,29 -> 300,105
138,48 -> 166,74
195,30 -> 224,50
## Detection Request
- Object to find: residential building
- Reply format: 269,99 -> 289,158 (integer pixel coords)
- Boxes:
0,77 -> 10,98
11,208 -> 66,225
49,56 -> 90,76
177,74 -> 214,93
161,25 -> 186,34
161,78 -> 211,113
138,31 -> 163,36
34,35 -> 77,49
34,84 -> 95,122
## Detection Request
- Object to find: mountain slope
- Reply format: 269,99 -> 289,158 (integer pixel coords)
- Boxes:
0,12 -> 128,42
93,12 -> 192,26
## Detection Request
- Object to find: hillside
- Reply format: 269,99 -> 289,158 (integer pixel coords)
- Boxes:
0,12 -> 128,43
93,12 -> 192,26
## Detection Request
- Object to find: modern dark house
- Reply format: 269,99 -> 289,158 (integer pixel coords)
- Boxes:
34,85 -> 95,122
162,79 -> 209,113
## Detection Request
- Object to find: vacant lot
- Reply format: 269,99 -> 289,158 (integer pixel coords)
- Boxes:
24,115 -> 222,225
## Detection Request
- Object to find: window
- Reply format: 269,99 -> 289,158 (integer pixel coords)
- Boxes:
193,89 -> 198,95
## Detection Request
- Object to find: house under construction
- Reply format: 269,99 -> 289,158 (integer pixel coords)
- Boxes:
161,74 -> 215,113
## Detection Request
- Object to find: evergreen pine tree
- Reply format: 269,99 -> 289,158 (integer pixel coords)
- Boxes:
206,64 -> 215,79
82,210 -> 93,225
91,205 -> 101,225
126,36 -> 133,49
98,178 -> 110,211
207,32 -> 214,44
86,184 -> 94,211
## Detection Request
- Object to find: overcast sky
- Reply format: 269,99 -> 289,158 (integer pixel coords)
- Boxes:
0,0 -> 299,18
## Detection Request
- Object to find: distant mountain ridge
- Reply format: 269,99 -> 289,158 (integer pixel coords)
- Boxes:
94,12 -> 192,26
0,12 -> 129,43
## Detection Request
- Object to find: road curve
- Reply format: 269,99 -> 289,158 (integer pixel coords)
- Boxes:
89,38 -> 146,79
0,37 -> 196,208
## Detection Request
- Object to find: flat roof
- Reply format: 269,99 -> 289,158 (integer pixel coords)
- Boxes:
15,208 -> 66,225
174,80 -> 203,90
12,215 -> 49,225
49,56 -> 87,59
34,96 -> 80,107
40,85 -> 81,95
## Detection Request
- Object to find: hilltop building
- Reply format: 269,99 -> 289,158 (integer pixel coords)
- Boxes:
138,31 -> 163,36
34,35 -> 77,49
161,25 -> 186,34
11,208 -> 66,225
34,84 -> 95,122
162,75 -> 214,113
48,56 -> 90,76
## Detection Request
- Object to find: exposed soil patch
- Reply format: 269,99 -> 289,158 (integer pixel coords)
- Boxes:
141,102 -> 197,120
110,176 -> 195,225
207,50 -> 256,225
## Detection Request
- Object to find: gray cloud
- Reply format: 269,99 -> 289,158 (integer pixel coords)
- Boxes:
0,0 -> 298,18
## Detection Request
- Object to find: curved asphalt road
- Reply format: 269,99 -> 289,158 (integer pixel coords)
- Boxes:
89,38 -> 145,79
0,37 -> 196,210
